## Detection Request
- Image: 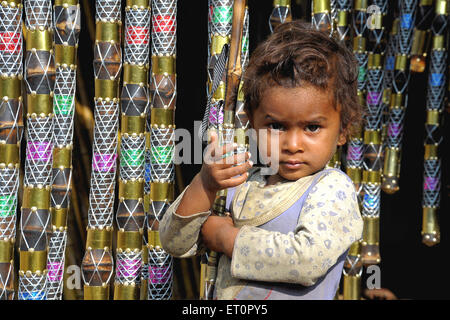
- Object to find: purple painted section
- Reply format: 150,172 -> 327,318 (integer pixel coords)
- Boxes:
149,266 -> 171,284
117,258 -> 141,278
208,105 -> 224,125
93,153 -> 117,172
27,141 -> 52,161
388,123 -> 401,138
367,92 -> 382,105
424,177 -> 439,191
47,262 -> 63,282
346,144 -> 363,161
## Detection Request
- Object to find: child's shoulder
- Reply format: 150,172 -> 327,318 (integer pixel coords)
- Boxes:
314,168 -> 356,192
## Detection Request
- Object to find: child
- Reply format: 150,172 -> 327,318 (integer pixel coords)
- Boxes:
159,20 -> 363,300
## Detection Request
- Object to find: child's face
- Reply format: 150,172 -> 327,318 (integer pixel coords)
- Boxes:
247,85 -> 346,182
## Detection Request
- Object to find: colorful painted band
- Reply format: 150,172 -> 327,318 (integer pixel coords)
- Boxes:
93,153 -> 117,172
150,145 -> 174,164
367,92 -> 382,105
0,195 -> 16,217
126,26 -> 149,45
385,56 -> 395,71
117,258 -> 142,278
424,177 -> 439,191
149,265 -> 171,284
208,104 -> 224,125
241,35 -> 249,53
0,32 -> 22,53
27,141 -> 53,161
212,6 -> 233,24
19,290 -> 46,300
357,66 -> 366,83
54,94 -> 74,116
400,14 -> 412,29
430,73 -> 444,87
346,144 -> 363,161
388,122 -> 401,138
47,262 -> 64,282
120,148 -> 145,167
363,193 -> 378,211
152,15 -> 176,33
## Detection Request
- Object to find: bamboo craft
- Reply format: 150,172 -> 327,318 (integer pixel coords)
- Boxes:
0,0 -> 23,300
410,0 -> 434,73
81,0 -> 122,300
312,0 -> 342,169
269,0 -> 292,33
234,4 -> 249,157
200,0 -> 234,300
333,0 -> 365,301
381,17 -> 399,146
47,0 -> 80,300
114,0 -> 150,300
381,0 -> 418,194
19,0 -> 55,300
147,0 -> 176,300
360,0 -> 388,266
421,0 -> 447,246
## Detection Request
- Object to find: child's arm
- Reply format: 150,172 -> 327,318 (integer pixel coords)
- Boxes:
229,170 -> 363,286
159,131 -> 252,257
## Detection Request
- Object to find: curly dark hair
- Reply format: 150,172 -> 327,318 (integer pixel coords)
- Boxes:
243,20 -> 362,137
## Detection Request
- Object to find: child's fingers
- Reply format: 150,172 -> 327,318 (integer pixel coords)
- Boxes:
217,158 -> 253,183
219,169 -> 251,189
215,151 -> 250,167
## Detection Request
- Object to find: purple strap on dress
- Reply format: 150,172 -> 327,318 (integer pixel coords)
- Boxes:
223,169 -> 348,300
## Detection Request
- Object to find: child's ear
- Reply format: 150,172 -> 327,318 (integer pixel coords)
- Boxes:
337,127 -> 347,146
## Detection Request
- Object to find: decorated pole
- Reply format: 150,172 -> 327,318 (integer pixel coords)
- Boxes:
381,0 -> 418,194
269,0 -> 292,33
0,0 -> 23,300
81,0 -> 122,300
113,0 -> 150,300
199,0 -> 234,300
47,0 -> 81,300
312,0 -> 342,169
147,0 -> 176,300
360,0 -> 388,267
19,0 -> 55,300
421,0 -> 447,247
410,0 -> 434,73
381,17 -> 399,144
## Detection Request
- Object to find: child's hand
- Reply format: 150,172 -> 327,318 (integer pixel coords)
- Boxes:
201,215 -> 239,258
199,131 -> 253,195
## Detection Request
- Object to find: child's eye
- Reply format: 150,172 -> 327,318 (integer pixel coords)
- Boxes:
305,124 -> 321,133
268,123 -> 285,131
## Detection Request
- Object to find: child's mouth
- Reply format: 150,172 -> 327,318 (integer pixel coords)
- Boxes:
281,161 -> 305,169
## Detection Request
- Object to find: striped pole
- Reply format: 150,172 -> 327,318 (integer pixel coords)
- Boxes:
113,0 -> 150,300
381,0 -> 418,194
47,0 -> 81,300
360,0 -> 389,267
147,0 -> 177,300
421,0 -> 447,246
81,0 -> 122,300
19,0 -> 55,300
0,0 -> 23,300
200,0 -> 234,300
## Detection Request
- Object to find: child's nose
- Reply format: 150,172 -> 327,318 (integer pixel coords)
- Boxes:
283,129 -> 304,153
